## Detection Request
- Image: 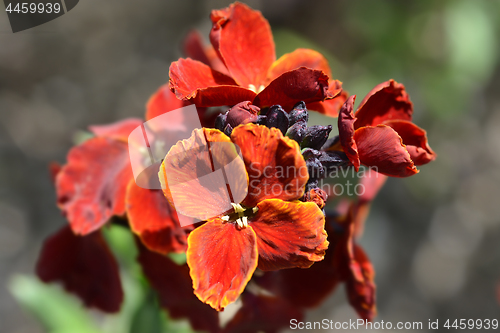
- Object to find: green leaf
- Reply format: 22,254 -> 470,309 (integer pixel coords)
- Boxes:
8,275 -> 102,333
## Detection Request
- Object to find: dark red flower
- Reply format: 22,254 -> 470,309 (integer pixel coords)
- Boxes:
169,3 -> 347,115
338,80 -> 436,177
36,226 -> 123,313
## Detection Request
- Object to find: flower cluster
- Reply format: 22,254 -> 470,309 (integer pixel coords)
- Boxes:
36,2 -> 436,332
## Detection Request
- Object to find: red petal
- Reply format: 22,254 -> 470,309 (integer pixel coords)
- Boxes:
56,137 -> 132,235
89,118 -> 143,142
308,82 -> 347,117
183,30 -> 229,76
358,171 -> 387,203
338,95 -> 360,170
145,84 -> 185,121
354,79 -> 413,128
267,48 -> 331,80
159,128 -> 248,221
253,68 -> 331,110
169,58 -> 256,107
354,125 -> 418,177
230,124 -> 307,207
36,226 -> 123,313
146,84 -> 217,128
183,30 -> 211,66
187,218 -> 258,311
126,182 -> 191,254
223,293 -> 304,333
346,244 -> 377,321
384,120 -> 437,165
255,231 -> 339,308
251,199 -> 328,271
334,205 -> 377,321
49,162 -> 62,184
137,241 -> 220,332
210,3 -> 275,87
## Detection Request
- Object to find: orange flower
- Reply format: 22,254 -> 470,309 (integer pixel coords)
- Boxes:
338,80 -> 437,177
169,2 -> 347,116
159,123 -> 329,310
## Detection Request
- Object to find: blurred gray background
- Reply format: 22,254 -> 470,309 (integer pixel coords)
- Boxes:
1,0 -> 499,332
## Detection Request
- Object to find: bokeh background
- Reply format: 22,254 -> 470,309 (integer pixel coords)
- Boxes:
1,0 -> 500,332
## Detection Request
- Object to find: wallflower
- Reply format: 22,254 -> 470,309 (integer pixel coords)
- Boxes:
36,89 -> 192,313
337,80 -> 436,177
159,123 -> 329,310
169,2 -> 347,115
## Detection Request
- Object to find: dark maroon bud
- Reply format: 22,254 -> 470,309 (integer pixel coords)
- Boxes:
266,105 -> 289,135
223,123 -> 233,136
302,147 -> 322,160
285,120 -> 306,143
319,151 -> 350,170
254,115 -> 267,125
301,125 -> 333,150
226,101 -> 260,128
289,101 -> 309,125
304,179 -> 319,193
215,112 -> 227,131
321,135 -> 340,150
305,156 -> 325,179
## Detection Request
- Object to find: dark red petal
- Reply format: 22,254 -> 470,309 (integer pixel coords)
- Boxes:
334,205 -> 377,321
354,172 -> 387,237
187,219 -> 258,311
36,226 -> 123,313
49,162 -> 62,184
223,293 -> 304,333
358,171 -> 387,203
267,48 -> 331,80
253,68 -> 332,110
384,120 -> 437,166
230,124 -> 307,207
255,229 -> 339,308
338,95 -> 360,170
183,30 -> 229,76
354,79 -> 413,129
56,137 -> 132,235
89,118 -> 143,142
88,118 -> 143,142
183,30 -> 211,66
137,241 -> 220,332
308,82 -> 347,117
354,125 -> 418,177
145,84 -> 185,121
126,182 -> 191,254
210,3 -> 275,87
251,199 -> 328,271
346,244 -> 377,321
225,101 -> 260,128
169,58 -> 256,107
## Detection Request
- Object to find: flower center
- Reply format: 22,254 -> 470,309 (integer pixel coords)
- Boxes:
221,203 -> 258,229
248,84 -> 265,94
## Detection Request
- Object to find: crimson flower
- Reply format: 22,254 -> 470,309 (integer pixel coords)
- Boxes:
169,2 -> 347,115
159,123 -> 329,310
338,80 -> 436,177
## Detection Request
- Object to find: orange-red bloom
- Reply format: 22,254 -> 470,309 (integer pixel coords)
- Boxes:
255,200 -> 378,321
338,80 -> 436,177
159,123 -> 328,311
169,2 -> 347,115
